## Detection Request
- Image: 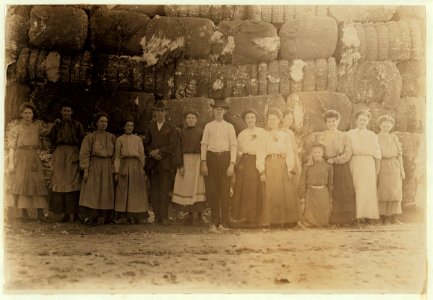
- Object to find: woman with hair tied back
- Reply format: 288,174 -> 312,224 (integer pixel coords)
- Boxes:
376,115 -> 405,225
257,108 -> 298,228
78,111 -> 116,226
7,102 -> 52,222
347,110 -> 382,226
318,110 -> 356,226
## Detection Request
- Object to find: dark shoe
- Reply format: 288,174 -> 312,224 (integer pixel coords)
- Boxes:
104,217 -> 115,225
83,217 -> 97,226
184,213 -> 193,225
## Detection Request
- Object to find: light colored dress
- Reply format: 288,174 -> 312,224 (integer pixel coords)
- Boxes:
377,133 -> 404,216
7,120 -> 49,209
114,134 -> 149,214
257,129 -> 298,225
79,131 -> 116,211
319,130 -> 356,224
347,128 -> 382,219
172,126 -> 206,211
298,160 -> 333,227
231,126 -> 267,224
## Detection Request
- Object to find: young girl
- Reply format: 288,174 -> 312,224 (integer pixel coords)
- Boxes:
298,143 -> 333,228
376,115 -> 405,225
172,111 -> 206,225
114,119 -> 149,224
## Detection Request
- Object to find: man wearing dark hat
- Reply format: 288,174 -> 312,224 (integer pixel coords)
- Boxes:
144,101 -> 177,225
200,100 -> 237,230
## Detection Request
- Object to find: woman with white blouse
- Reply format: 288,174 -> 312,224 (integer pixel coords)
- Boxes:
231,108 -> 267,228
347,110 -> 382,224
257,108 -> 298,227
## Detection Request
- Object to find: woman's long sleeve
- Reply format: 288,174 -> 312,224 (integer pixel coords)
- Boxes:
394,134 -> 405,178
334,134 -> 352,164
174,131 -> 183,168
8,125 -> 19,150
256,134 -> 267,174
114,137 -> 122,173
138,138 -> 145,168
285,134 -> 295,174
79,135 -> 92,170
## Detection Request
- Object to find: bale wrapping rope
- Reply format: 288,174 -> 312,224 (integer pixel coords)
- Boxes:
279,16 -> 338,60
29,6 -> 88,51
287,92 -> 353,134
143,16 -> 214,67
213,20 -> 280,64
337,61 -> 402,108
90,8 -> 150,56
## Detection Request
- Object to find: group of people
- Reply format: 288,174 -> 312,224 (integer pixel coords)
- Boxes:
6,99 -> 405,229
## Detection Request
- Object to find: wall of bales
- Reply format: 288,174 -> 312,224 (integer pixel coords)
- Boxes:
5,4 -> 426,208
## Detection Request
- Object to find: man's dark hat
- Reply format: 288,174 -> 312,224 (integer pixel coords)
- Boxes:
210,99 -> 229,109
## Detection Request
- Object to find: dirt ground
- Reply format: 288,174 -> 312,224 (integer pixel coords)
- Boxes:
2,209 -> 426,294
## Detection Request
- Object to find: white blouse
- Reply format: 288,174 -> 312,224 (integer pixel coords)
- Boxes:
256,129 -> 294,174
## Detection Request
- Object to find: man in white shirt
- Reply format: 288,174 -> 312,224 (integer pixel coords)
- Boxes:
200,100 -> 237,229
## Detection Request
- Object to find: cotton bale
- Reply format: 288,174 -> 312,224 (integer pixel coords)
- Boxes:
397,59 -> 425,98
258,62 -> 268,95
279,16 -> 338,60
29,6 -> 88,52
112,5 -> 165,17
16,47 -> 30,82
327,57 -> 338,92
328,6 -> 368,23
144,17 -> 214,66
365,6 -> 397,22
267,61 -> 280,95
233,64 -> 251,97
302,60 -> 316,91
5,82 -> 32,123
394,131 -> 423,206
375,22 -> 389,61
163,97 -> 214,129
224,95 -> 286,132
260,6 -> 272,23
337,61 -> 402,108
214,20 -> 280,64
396,6 -> 425,20
289,59 -> 305,93
6,6 -> 31,65
315,58 -> 328,91
279,60 -> 291,96
90,9 -> 149,56
287,92 -> 353,135
364,24 -> 378,61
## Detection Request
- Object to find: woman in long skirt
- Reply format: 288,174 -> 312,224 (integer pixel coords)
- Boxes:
114,119 -> 149,224
231,108 -> 267,228
319,110 -> 356,226
172,111 -> 206,225
7,102 -> 51,221
49,101 -> 85,222
376,115 -> 405,225
257,108 -> 298,227
347,110 -> 382,224
79,112 -> 116,226
298,143 -> 333,227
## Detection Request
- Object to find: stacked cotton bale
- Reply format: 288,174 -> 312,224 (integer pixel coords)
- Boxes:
15,48 -> 93,86
165,5 -> 247,24
211,19 -> 279,64
247,5 -> 328,24
328,5 -> 397,23
6,5 -> 32,65
29,6 -> 88,52
111,5 -> 165,17
279,16 -> 338,61
337,61 -> 402,109
90,8 -> 150,55
394,97 -> 425,133
397,60 -> 426,97
336,20 -> 423,63
5,82 -> 32,123
139,16 -> 214,67
394,132 -> 423,206
173,58 -> 338,100
287,92 -> 352,135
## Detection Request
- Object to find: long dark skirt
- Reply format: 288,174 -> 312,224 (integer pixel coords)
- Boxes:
329,162 -> 356,224
262,156 -> 298,226
231,154 -> 262,225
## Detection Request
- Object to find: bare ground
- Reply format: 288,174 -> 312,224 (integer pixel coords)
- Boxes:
3,215 -> 426,294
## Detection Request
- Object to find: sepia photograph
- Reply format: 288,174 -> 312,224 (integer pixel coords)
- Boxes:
2,1 -> 429,297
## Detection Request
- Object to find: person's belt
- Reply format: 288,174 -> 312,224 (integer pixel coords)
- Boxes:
266,153 -> 285,159
208,151 -> 230,156
308,185 -> 325,189
17,145 -> 37,149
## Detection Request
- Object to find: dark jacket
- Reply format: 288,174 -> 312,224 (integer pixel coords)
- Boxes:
143,120 -> 177,171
